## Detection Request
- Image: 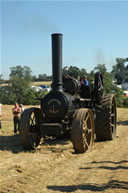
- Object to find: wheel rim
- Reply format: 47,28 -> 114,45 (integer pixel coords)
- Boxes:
111,97 -> 117,136
72,108 -> 94,153
19,108 -> 43,150
82,110 -> 94,151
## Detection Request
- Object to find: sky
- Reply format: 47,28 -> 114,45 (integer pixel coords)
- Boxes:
1,0 -> 128,79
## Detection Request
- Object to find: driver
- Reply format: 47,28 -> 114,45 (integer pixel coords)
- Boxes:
80,75 -> 89,86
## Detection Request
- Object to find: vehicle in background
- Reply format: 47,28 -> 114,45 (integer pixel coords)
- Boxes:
121,82 -> 128,90
30,86 -> 43,92
123,90 -> 128,98
31,85 -> 51,92
39,85 -> 51,92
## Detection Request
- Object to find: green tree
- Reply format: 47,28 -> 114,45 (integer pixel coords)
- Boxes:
10,65 -> 32,82
32,75 -> 38,81
23,66 -> 32,82
10,77 -> 33,104
112,58 -> 128,84
63,66 -> 87,80
94,64 -> 107,75
87,70 -> 95,84
92,64 -> 124,107
0,74 -> 4,84
0,77 -> 46,105
38,74 -> 47,81
0,64 -> 47,105
68,66 -> 80,78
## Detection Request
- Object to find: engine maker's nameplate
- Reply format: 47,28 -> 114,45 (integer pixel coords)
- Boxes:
48,99 -> 61,114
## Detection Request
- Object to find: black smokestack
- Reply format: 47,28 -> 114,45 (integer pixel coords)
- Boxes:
52,33 -> 63,91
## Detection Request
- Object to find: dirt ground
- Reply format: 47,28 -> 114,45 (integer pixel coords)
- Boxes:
0,106 -> 128,193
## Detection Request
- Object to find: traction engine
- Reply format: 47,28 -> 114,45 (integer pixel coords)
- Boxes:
19,34 -> 117,153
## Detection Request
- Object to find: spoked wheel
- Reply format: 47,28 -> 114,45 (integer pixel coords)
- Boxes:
19,108 -> 44,150
95,94 -> 117,141
72,108 -> 94,153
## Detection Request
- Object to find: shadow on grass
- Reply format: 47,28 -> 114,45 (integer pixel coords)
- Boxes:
0,134 -> 24,153
47,180 -> 128,192
80,160 -> 128,170
117,120 -> 128,125
47,160 -> 128,192
0,134 -> 71,154
83,160 -> 128,165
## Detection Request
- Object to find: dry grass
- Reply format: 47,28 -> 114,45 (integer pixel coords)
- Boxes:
31,81 -> 52,86
0,81 -> 52,87
0,106 -> 128,193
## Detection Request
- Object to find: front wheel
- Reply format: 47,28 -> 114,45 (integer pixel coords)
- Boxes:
72,108 -> 95,153
19,108 -> 44,150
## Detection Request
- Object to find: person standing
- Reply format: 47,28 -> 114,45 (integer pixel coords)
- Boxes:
12,103 -> 21,133
0,103 -> 2,129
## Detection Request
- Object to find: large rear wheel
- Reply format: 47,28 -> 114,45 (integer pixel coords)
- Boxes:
95,94 -> 117,141
72,108 -> 94,153
19,108 -> 43,150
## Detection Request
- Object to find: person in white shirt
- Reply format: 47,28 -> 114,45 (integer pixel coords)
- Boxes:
19,104 -> 24,114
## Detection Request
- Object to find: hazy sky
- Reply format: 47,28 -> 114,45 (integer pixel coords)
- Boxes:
1,0 -> 128,79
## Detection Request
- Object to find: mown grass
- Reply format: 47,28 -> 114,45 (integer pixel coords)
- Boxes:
0,81 -> 52,87
31,81 -> 52,86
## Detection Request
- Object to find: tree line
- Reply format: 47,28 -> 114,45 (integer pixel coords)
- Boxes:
0,57 -> 128,106
0,66 -> 46,105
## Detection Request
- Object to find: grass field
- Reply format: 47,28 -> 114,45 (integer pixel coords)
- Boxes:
31,81 -> 52,86
0,81 -> 52,87
0,106 -> 128,193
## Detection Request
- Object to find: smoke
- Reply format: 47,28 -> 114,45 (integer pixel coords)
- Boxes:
22,15 -> 61,35
2,0 -> 62,36
94,49 -> 115,72
94,49 -> 106,64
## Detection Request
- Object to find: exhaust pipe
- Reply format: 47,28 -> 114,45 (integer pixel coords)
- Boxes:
52,33 -> 63,91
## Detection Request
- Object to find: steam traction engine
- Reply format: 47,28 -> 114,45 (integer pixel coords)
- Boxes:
19,34 -> 117,153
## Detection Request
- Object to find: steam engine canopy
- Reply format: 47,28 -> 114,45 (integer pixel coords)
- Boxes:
41,91 -> 74,120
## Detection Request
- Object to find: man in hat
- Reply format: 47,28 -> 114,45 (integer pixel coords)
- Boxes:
80,75 -> 89,86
